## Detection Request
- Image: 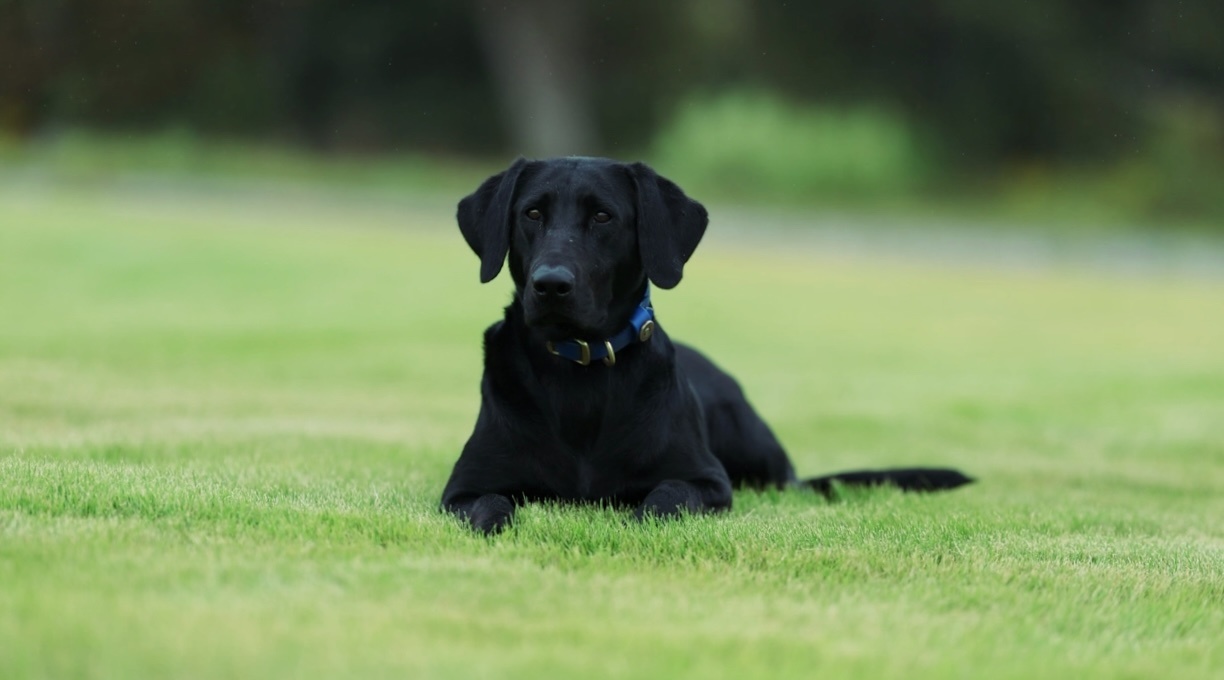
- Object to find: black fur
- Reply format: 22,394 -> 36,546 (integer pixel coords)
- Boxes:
442,157 -> 973,534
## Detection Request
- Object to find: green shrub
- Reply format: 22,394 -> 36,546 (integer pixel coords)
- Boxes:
650,91 -> 929,202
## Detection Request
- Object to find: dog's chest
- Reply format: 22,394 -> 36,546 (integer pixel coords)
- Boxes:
548,401 -> 621,465
536,390 -> 648,499
552,400 -> 604,452
543,454 -> 632,501
573,458 -> 598,498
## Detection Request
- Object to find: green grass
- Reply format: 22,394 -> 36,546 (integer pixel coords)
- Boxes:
2,177 -> 1223,679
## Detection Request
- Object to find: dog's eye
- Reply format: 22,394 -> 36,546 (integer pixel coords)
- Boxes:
525,208 -> 543,221
592,211 -> 611,224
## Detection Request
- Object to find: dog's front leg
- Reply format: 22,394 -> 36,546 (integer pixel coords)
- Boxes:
634,478 -> 732,521
445,493 -> 516,535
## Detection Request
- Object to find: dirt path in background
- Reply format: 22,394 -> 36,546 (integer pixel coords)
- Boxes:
708,204 -> 1224,280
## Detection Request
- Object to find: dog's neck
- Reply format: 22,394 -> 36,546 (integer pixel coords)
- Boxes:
514,284 -> 655,368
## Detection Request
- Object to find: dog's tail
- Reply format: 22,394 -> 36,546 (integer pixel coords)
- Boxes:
802,467 -> 975,498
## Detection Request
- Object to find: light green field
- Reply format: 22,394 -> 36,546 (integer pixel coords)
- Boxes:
2,178 -> 1223,679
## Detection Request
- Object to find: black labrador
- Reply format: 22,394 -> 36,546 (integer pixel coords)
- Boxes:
441,157 -> 972,534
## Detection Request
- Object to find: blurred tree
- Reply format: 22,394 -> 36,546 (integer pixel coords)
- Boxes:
471,0 -> 596,156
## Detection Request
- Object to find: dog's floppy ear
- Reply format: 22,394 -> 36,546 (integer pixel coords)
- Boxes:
628,162 -> 708,289
457,158 -> 529,283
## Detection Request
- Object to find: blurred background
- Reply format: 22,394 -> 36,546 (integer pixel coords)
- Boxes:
6,6 -> 1224,676
2,0 -> 1222,232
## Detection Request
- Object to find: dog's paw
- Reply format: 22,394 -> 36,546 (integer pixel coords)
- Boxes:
634,480 -> 700,521
468,493 -> 515,535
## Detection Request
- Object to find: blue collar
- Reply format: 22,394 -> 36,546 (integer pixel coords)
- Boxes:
546,286 -> 656,367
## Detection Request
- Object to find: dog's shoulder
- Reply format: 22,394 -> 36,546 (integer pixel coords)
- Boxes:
481,318 -> 506,348
479,314 -> 518,373
481,302 -> 528,358
477,310 -> 544,407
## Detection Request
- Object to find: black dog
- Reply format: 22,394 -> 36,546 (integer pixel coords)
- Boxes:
442,157 -> 972,534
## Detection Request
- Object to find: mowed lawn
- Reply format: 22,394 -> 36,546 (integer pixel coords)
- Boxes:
2,179 -> 1223,679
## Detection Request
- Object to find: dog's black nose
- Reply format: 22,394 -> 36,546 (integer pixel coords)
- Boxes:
531,265 -> 575,298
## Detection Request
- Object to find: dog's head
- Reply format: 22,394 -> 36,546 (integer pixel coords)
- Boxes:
457,157 -> 707,340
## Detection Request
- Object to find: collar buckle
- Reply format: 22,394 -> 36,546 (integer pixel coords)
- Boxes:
547,339 -> 591,366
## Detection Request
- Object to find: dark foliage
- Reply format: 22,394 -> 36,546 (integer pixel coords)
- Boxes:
1,0 -> 1220,166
